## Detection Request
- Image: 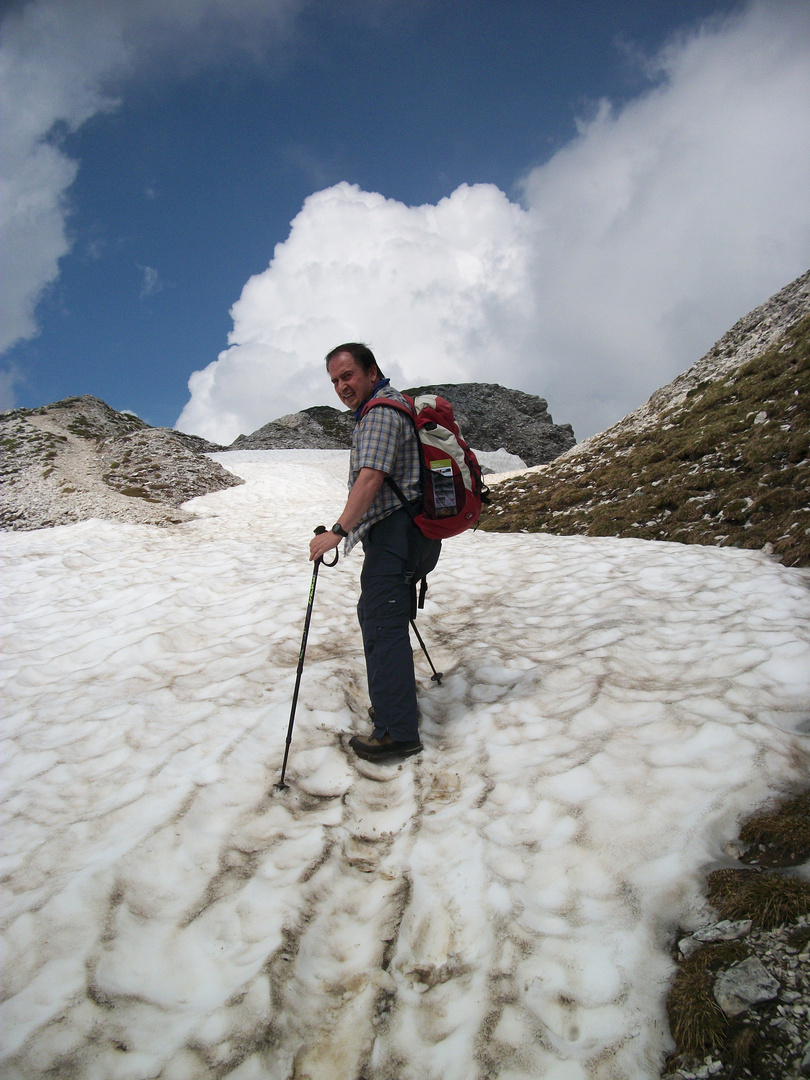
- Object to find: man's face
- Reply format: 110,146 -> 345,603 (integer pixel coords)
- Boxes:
328,352 -> 378,411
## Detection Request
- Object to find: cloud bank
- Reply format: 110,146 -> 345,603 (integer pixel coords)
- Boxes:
178,1 -> 810,445
0,0 -> 301,361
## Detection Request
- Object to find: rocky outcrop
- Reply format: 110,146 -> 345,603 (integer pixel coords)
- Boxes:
232,406 -> 354,450
0,395 -> 241,531
403,384 -> 576,467
231,385 -> 576,467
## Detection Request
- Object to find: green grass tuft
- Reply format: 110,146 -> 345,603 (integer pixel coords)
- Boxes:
666,941 -> 748,1057
707,868 -> 810,929
739,789 -> 810,867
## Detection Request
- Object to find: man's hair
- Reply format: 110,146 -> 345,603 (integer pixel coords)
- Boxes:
325,342 -> 384,378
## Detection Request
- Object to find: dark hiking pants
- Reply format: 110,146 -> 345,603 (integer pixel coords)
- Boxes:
358,509 -> 441,743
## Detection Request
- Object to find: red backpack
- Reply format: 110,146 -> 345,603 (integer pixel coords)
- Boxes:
361,393 -> 489,539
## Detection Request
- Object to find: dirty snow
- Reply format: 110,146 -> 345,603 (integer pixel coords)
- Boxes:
1,449 -> 808,1080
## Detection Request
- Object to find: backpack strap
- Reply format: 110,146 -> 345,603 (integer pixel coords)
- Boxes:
359,394 -> 416,424
385,476 -> 417,518
360,394 -> 435,617
360,395 -> 425,518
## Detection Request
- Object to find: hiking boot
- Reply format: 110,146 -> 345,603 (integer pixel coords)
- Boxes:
349,732 -> 422,762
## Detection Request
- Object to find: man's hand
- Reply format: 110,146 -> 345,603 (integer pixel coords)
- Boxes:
309,529 -> 341,563
308,467 -> 386,562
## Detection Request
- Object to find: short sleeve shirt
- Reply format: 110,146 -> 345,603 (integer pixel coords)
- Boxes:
346,386 -> 421,552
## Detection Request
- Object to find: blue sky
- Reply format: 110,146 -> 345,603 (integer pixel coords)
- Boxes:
1,0 -> 809,443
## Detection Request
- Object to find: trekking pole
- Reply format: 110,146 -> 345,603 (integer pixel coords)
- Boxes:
275,527 -> 339,791
410,619 -> 443,684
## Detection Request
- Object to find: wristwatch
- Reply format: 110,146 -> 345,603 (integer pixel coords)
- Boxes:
332,522 -> 349,538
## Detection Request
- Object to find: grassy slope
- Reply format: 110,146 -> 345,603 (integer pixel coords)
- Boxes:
481,314 -> 810,568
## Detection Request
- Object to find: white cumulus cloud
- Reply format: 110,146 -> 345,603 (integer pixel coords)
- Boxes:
178,182 -> 533,442
178,0 -> 810,445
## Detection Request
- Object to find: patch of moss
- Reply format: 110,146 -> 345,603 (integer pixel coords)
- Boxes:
66,415 -> 103,441
739,790 -> 810,867
118,486 -> 157,502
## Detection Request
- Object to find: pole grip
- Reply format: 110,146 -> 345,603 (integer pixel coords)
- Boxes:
313,524 -> 338,566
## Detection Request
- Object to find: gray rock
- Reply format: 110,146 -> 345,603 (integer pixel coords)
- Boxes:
405,383 -> 576,467
722,839 -> 750,860
678,936 -> 704,959
694,919 -> 753,942
713,956 -> 780,1018
233,405 -> 354,450
232,384 -> 576,467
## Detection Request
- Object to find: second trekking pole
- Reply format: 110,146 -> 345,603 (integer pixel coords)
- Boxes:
275,526 -> 338,791
410,619 -> 443,684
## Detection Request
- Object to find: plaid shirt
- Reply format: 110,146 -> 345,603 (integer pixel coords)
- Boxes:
345,384 -> 421,553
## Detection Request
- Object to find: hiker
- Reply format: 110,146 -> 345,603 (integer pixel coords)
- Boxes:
309,343 -> 441,762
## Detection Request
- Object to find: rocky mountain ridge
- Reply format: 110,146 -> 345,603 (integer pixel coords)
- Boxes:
233,384 -> 575,467
483,268 -> 810,568
572,269 -> 810,455
0,396 -> 241,531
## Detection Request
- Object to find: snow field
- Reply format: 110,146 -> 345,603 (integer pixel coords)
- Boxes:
1,449 -> 808,1079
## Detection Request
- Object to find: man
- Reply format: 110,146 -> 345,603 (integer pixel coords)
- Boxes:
310,343 -> 440,762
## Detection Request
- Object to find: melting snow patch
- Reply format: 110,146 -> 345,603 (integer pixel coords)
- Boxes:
1,452 -> 809,1079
